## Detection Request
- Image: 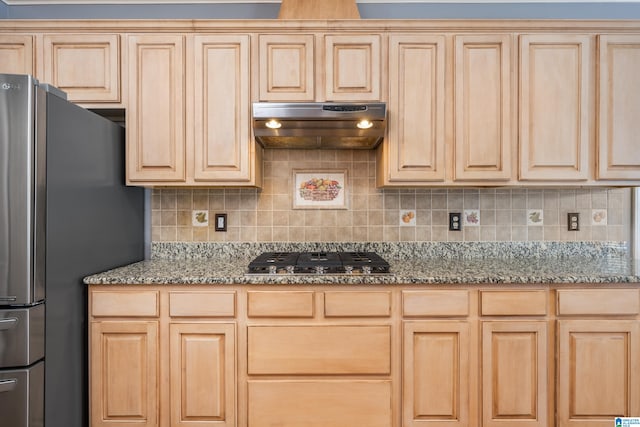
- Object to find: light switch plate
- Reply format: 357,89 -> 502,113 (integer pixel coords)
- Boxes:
214,213 -> 227,232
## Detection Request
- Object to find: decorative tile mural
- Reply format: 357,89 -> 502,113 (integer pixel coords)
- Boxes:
152,149 -> 631,243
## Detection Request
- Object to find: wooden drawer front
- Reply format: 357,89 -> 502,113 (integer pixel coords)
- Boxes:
248,325 -> 391,375
248,380 -> 392,427
324,291 -> 391,317
403,290 -> 470,317
557,289 -> 640,315
247,291 -> 314,318
481,290 -> 547,316
91,290 -> 159,317
169,291 -> 236,317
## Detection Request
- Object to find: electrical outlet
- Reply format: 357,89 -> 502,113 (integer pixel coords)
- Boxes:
568,212 -> 580,231
449,212 -> 462,231
214,213 -> 227,231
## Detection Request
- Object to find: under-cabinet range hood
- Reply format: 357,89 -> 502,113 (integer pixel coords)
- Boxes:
252,102 -> 387,149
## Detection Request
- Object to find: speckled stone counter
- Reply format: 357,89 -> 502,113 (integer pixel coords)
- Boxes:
84,241 -> 640,285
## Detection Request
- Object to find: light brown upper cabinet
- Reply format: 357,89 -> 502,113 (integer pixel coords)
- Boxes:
127,34 -> 260,187
597,34 -> 640,180
191,34 -> 256,184
127,34 -> 186,183
258,33 -> 381,102
378,34 -> 446,185
0,35 -> 34,75
519,34 -> 592,181
453,34 -> 513,182
258,34 -> 315,101
324,34 -> 381,101
41,34 -> 120,103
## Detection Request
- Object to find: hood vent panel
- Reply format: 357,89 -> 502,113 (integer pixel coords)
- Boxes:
252,102 -> 387,149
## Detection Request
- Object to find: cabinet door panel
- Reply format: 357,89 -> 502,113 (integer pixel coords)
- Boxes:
597,35 -> 640,180
0,35 -> 34,75
42,34 -> 120,103
454,34 -> 512,181
192,35 -> 251,183
482,321 -> 548,427
170,323 -> 235,427
403,321 -> 470,427
259,34 -> 315,101
248,380 -> 392,427
90,321 -> 158,427
558,320 -> 640,427
385,35 -> 446,183
519,34 -> 591,181
127,35 -> 185,182
325,34 -> 381,101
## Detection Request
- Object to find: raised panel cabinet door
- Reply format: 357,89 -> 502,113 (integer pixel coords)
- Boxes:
169,323 -> 236,427
481,321 -> 549,427
325,34 -> 381,101
192,35 -> 252,183
42,34 -> 120,103
90,321 -> 159,427
0,35 -> 34,75
519,34 -> 592,181
557,320 -> 640,427
454,34 -> 512,181
383,34 -> 446,184
258,34 -> 315,101
597,35 -> 640,180
127,34 -> 185,183
403,321 -> 470,427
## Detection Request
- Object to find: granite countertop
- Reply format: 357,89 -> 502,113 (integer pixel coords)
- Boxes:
84,241 -> 640,286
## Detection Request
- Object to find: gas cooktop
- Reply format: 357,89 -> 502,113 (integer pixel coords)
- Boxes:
247,251 -> 391,275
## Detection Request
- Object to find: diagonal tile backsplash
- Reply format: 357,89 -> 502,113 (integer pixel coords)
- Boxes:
152,149 -> 631,243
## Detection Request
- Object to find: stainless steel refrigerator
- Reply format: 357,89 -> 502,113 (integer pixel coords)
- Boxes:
0,74 -> 146,427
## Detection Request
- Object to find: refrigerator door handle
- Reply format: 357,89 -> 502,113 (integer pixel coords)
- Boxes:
0,378 -> 17,393
0,317 -> 18,330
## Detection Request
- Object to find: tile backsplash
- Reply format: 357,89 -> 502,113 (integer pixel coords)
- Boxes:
152,149 -> 631,243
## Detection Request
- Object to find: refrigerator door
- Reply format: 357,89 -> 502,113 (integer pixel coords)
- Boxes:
0,74 -> 44,306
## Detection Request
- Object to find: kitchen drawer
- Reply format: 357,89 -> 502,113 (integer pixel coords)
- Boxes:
247,291 -> 314,318
90,290 -> 159,317
248,380 -> 392,427
248,325 -> 391,374
324,291 -> 391,317
403,290 -> 470,317
557,289 -> 640,316
169,291 -> 236,317
480,290 -> 547,316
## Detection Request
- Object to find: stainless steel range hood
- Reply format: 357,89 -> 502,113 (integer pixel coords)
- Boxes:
252,102 -> 387,149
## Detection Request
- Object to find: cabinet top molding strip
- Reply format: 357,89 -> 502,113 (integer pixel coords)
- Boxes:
2,18 -> 640,32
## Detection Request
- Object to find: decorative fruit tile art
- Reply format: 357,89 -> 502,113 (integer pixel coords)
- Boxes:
527,209 -> 543,226
400,210 -> 416,226
463,209 -> 480,227
592,209 -> 607,225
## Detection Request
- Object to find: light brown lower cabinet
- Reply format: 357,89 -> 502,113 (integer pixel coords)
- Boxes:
90,320 -> 159,427
89,285 -> 640,427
